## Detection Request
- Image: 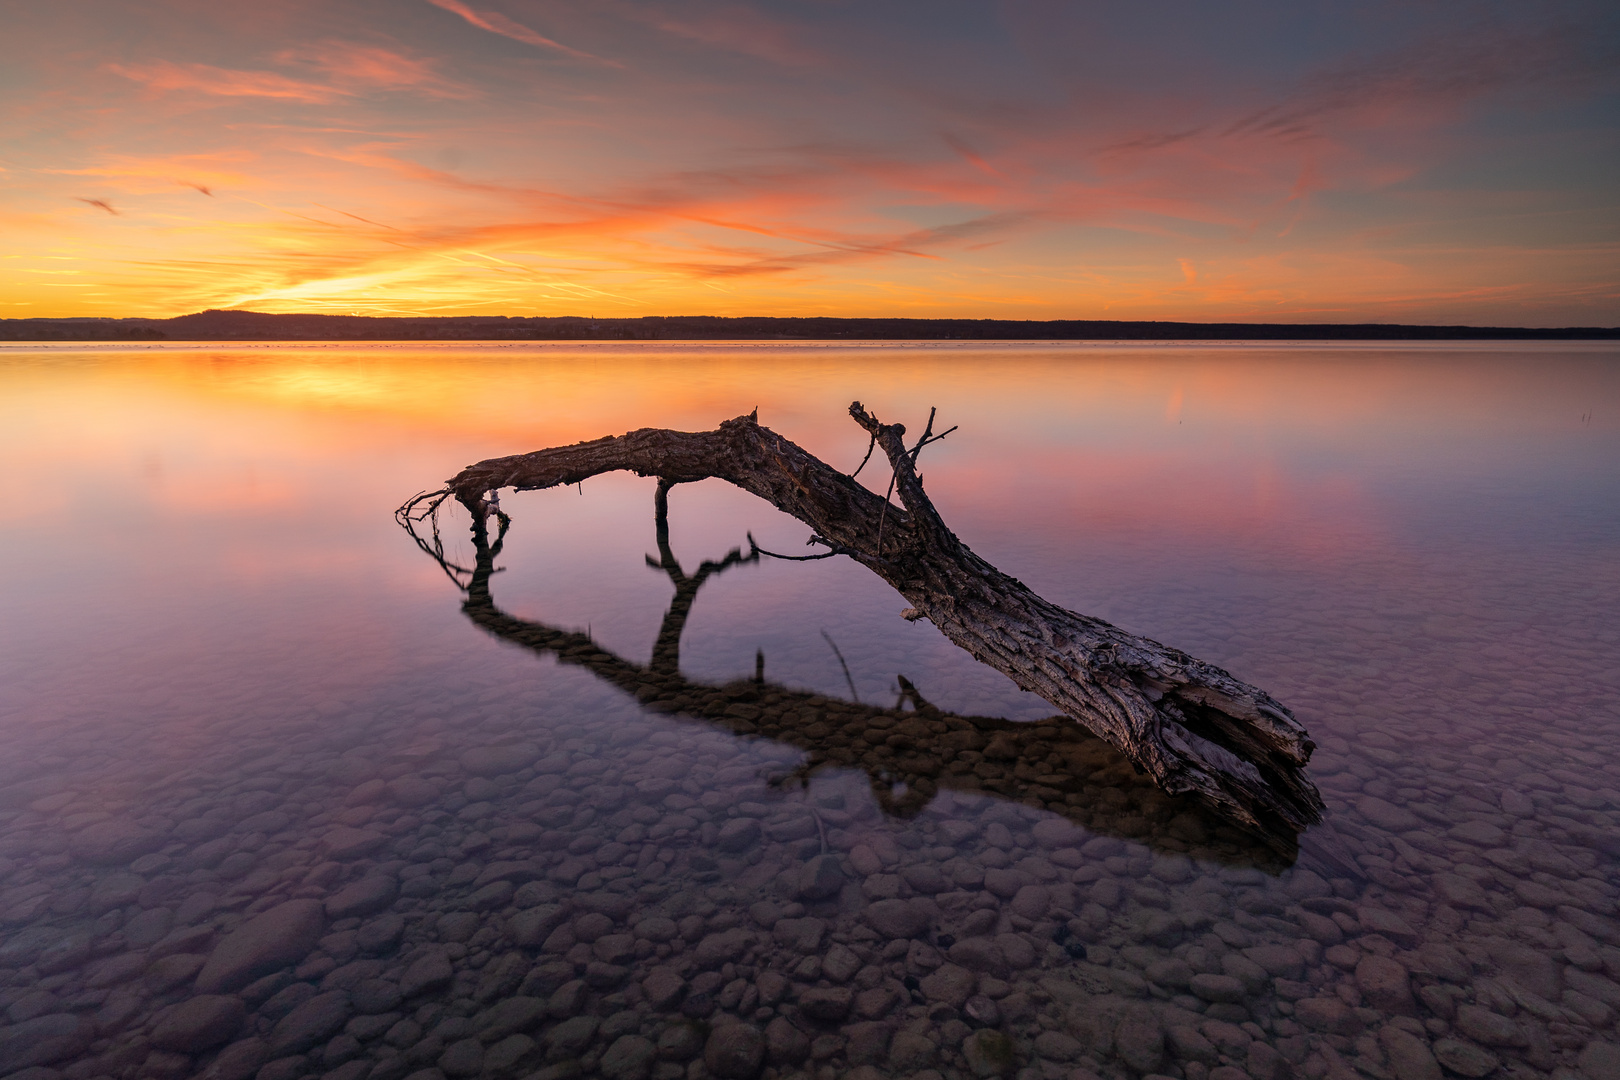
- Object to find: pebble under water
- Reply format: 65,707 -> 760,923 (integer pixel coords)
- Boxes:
0,343 -> 1617,1080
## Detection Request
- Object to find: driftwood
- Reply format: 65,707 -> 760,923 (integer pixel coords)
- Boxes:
406,404 -> 1323,843
399,488 -> 1298,870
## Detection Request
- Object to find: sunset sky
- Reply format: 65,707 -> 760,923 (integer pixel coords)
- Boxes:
3,0 -> 1617,324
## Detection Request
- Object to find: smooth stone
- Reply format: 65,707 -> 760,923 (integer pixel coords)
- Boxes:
351,979 -> 403,1015
508,905 -> 567,946
356,914 -> 406,953
794,855 -> 844,901
544,1015 -> 599,1057
200,1038 -> 271,1080
401,951 -> 454,996
704,1025 -> 764,1079
1189,974 -> 1246,1004
900,865 -> 949,894
963,995 -> 1001,1027
148,952 -> 208,989
0,1014 -> 92,1069
125,907 -> 177,946
460,743 -> 540,777
1355,955 -> 1414,1014
1294,998 -> 1363,1036
658,1022 -> 705,1062
797,987 -> 852,1022
1378,1026 -> 1441,1080
438,1038 -> 483,1077
1114,1012 -> 1164,1073
1356,908 -> 1419,947
196,900 -> 326,993
387,779 -> 439,807
321,828 -> 388,860
962,1029 -> 1016,1078
69,819 -> 165,865
1578,1041 -> 1620,1080
1032,1030 -> 1082,1062
150,995 -> 248,1052
982,868 -> 1033,899
1145,959 -> 1194,989
85,951 -> 150,988
919,964 -> 976,1008
1484,938 -> 1562,1000
1221,953 -> 1269,994
1009,885 -> 1050,920
764,1017 -> 809,1065
476,996 -> 545,1040
1356,797 -> 1421,831
1453,1005 -> 1524,1047
692,929 -> 753,968
715,819 -> 761,852
865,898 -> 928,939
1167,1026 -> 1219,1064
642,968 -> 687,1009
1031,819 -> 1082,848
1431,1038 -> 1497,1077
89,872 -> 145,911
1449,821 -> 1505,846
1432,874 -> 1492,911
269,991 -> 353,1056
771,919 -> 822,952
466,882 -> 514,911
1242,945 -> 1304,979
326,877 -> 399,919
888,1031 -> 937,1070
948,939 -> 1007,978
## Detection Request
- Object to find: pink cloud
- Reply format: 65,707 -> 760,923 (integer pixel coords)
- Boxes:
107,61 -> 345,103
424,0 -> 608,63
276,41 -> 475,98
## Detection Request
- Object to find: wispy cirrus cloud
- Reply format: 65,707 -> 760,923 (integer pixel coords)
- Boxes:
276,42 -> 475,99
624,2 -> 826,67
107,61 -> 346,104
423,0 -> 609,63
108,43 -> 471,105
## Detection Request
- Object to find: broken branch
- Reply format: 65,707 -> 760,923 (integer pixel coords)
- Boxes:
424,404 -> 1324,842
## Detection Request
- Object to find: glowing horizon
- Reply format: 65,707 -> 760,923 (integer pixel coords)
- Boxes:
3,1 -> 1617,325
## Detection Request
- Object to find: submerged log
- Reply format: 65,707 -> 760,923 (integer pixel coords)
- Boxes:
414,403 -> 1324,842
401,489 -> 1297,870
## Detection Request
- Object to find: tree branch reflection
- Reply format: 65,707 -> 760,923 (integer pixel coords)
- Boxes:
402,491 -> 1309,873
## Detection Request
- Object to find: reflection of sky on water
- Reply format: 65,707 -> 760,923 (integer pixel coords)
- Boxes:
1,341 -> 1616,760
1,341 -> 1618,1080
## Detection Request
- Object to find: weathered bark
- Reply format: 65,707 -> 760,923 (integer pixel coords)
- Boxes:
428,404 -> 1324,839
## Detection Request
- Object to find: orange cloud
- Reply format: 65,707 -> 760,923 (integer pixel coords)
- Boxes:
276,41 -> 476,98
107,61 -> 346,104
4,2 -> 1613,323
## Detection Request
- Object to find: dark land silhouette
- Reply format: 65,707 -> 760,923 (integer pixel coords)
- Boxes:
3,309 -> 1616,341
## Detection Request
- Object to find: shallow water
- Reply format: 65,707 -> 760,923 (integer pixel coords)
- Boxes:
0,341 -> 1617,1080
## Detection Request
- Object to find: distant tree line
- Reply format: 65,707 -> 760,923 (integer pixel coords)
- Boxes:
2,310 -> 1615,341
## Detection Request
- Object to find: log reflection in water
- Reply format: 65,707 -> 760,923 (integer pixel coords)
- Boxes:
401,489 -> 1320,874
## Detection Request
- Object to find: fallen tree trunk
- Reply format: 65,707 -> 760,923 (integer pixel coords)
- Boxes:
420,404 -> 1323,839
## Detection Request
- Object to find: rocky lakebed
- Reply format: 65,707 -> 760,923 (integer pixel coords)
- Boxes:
0,675 -> 1617,1080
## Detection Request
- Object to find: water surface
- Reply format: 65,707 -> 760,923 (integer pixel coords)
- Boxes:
0,342 -> 1617,1080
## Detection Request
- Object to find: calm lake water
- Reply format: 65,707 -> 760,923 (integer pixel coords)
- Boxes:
0,341 -> 1616,1080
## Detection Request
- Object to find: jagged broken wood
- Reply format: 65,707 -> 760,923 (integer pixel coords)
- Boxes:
416,404 -> 1323,839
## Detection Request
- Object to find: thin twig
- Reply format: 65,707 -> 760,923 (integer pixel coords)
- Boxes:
850,432 -> 878,478
908,407 -> 956,462
747,532 -> 842,562
821,629 -> 860,703
875,470 -> 897,557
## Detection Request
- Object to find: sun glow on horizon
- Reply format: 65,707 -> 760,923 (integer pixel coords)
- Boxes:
2,2 -> 1616,325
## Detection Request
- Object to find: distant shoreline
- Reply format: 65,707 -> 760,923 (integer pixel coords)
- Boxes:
2,310 -> 1616,341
